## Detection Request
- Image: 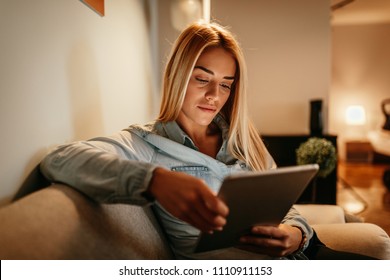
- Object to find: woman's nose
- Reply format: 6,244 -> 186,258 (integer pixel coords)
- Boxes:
205,83 -> 219,100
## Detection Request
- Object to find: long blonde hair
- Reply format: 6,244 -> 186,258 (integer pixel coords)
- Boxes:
158,21 -> 269,171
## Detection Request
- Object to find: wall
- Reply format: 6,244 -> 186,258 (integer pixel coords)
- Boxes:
329,23 -> 390,158
211,0 -> 331,135
0,0 -> 153,204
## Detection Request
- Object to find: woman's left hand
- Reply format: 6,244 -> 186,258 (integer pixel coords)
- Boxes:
237,224 -> 303,257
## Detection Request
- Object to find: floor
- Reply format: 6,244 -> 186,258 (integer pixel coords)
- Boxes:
337,161 -> 390,236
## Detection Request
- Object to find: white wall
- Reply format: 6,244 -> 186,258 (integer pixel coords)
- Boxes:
211,0 -> 331,135
329,23 -> 390,158
0,0 -> 154,204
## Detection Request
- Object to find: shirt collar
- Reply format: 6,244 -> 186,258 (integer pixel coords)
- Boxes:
153,114 -> 236,164
160,114 -> 230,150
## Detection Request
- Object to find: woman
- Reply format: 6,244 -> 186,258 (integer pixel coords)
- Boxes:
40,21 -> 354,259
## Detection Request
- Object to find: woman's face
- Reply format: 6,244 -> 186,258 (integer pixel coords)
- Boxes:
177,47 -> 236,130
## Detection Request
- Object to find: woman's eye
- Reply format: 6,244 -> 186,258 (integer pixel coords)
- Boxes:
220,83 -> 232,90
195,77 -> 209,84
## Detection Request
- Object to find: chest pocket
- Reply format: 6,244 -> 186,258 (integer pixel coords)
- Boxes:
171,165 -> 219,192
171,165 -> 209,175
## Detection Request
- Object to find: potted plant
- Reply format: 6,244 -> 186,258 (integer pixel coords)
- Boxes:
296,137 -> 337,201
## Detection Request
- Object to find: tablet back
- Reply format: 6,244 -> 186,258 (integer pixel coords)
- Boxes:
195,164 -> 319,253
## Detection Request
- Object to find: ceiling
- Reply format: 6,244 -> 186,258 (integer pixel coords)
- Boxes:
331,0 -> 390,25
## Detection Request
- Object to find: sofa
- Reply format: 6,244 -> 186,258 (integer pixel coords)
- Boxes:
0,183 -> 389,260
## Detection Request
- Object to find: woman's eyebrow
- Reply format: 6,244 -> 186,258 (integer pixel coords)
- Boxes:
194,66 -> 235,80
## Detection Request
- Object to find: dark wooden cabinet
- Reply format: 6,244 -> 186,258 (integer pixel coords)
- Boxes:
261,134 -> 338,205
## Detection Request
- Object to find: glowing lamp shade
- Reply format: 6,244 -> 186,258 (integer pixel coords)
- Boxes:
345,105 -> 366,125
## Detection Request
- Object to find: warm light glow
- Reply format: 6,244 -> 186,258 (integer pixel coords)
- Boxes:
345,105 -> 366,125
171,0 -> 202,31
343,201 -> 366,214
203,0 -> 211,23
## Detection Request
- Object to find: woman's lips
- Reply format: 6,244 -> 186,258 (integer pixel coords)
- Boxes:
198,105 -> 217,113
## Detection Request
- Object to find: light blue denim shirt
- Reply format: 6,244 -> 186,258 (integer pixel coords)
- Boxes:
40,114 -> 313,259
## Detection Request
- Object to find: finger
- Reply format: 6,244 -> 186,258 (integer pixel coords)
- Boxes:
239,234 -> 285,257
237,235 -> 278,255
239,234 -> 278,246
188,194 -> 227,230
201,189 -> 229,217
251,225 -> 284,239
181,207 -> 220,233
195,203 -> 226,229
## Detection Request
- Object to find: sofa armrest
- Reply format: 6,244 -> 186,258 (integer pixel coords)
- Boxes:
294,204 -> 346,224
0,184 -> 173,259
313,223 -> 390,260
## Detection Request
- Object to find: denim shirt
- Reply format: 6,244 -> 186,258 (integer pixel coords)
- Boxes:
40,114 -> 313,259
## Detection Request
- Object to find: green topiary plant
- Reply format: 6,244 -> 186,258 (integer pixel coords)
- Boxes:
296,137 -> 337,178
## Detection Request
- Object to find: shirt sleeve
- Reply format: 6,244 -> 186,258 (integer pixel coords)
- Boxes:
282,206 -> 314,252
39,131 -> 158,205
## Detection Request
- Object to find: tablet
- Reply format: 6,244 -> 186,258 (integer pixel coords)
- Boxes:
194,164 -> 319,253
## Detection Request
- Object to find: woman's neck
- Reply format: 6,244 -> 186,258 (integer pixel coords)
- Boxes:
177,120 -> 222,158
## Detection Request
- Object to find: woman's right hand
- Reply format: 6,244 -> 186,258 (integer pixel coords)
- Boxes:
147,167 -> 229,233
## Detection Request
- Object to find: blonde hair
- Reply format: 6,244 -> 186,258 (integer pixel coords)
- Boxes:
158,21 -> 269,171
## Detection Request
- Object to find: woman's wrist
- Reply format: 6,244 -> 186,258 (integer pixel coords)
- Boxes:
292,226 -> 308,253
144,167 -> 167,202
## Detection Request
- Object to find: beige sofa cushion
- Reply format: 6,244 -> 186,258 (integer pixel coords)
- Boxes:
313,223 -> 390,260
0,184 -> 173,260
294,204 -> 346,224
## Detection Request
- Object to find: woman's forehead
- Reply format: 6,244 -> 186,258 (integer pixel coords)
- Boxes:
194,47 -> 236,77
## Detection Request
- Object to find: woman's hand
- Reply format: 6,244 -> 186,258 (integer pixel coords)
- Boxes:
237,224 -> 303,257
147,167 -> 229,233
